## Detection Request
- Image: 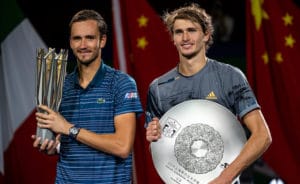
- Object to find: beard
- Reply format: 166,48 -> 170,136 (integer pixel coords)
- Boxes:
76,51 -> 99,66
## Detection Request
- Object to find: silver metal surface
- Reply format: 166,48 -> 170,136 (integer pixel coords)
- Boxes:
35,48 -> 68,143
150,99 -> 247,184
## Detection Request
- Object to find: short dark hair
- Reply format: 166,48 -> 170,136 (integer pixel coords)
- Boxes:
69,9 -> 108,37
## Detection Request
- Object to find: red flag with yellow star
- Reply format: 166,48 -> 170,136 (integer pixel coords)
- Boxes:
112,0 -> 178,183
247,0 -> 300,182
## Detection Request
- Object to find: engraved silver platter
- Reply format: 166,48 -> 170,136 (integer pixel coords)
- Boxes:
150,99 -> 247,184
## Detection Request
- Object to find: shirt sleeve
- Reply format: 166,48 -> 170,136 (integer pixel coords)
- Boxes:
113,73 -> 143,116
145,79 -> 162,127
228,66 -> 260,118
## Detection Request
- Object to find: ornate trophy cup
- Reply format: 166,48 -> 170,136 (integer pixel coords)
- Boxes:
35,48 -> 68,143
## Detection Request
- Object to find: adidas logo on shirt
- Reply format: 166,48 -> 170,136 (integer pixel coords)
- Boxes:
206,91 -> 217,100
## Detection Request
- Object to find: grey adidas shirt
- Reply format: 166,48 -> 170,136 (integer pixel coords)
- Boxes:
146,58 -> 260,123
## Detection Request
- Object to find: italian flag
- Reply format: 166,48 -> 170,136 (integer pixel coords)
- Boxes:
0,0 -> 57,183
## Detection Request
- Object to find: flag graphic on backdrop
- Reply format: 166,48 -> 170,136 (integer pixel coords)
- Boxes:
0,0 -> 57,183
246,0 -> 300,183
112,0 -> 178,183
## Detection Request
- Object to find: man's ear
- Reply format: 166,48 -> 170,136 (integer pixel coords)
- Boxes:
203,32 -> 210,42
100,35 -> 107,48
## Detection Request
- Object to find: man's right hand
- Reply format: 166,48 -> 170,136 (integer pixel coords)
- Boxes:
146,117 -> 161,142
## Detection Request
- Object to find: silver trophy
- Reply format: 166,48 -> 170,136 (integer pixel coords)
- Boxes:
35,48 -> 68,144
150,100 -> 247,184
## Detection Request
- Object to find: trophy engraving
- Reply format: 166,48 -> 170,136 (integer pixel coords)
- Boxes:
174,123 -> 224,174
35,48 -> 68,143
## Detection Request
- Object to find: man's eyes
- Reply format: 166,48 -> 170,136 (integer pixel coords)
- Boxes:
174,29 -> 198,34
187,28 -> 197,32
86,36 -> 96,40
72,36 -> 81,41
72,36 -> 96,40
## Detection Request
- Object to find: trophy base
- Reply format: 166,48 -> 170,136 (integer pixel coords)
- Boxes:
36,127 -> 55,144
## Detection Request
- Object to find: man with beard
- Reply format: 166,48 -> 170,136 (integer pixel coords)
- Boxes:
32,9 -> 143,183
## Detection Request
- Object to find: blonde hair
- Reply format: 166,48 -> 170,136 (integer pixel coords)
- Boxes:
163,3 -> 214,49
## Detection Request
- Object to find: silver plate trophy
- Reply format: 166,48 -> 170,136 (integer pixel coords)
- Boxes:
35,48 -> 68,144
150,99 -> 247,184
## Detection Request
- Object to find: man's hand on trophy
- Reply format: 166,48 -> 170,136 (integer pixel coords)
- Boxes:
36,105 -> 73,135
32,134 -> 61,155
146,117 -> 161,142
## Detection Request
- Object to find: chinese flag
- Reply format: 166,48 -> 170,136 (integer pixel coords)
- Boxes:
246,0 -> 300,183
112,0 -> 178,183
